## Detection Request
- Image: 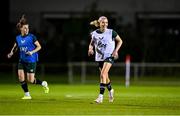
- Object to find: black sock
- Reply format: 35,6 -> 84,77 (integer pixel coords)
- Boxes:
20,81 -> 28,92
100,83 -> 105,94
106,82 -> 112,91
33,78 -> 42,85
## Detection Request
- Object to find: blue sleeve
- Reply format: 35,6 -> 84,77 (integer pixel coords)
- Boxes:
31,34 -> 37,43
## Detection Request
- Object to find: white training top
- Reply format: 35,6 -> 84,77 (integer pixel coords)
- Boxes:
91,29 -> 115,61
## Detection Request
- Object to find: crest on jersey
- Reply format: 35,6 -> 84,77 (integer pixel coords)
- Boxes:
99,37 -> 104,40
21,40 -> 25,44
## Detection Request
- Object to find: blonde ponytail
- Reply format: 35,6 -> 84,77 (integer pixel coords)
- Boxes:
90,20 -> 99,27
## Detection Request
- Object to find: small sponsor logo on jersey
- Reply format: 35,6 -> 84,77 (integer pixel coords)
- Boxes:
99,37 -> 104,40
21,40 -> 25,44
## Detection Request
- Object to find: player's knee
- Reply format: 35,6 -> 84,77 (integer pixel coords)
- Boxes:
100,72 -> 106,79
18,76 -> 25,82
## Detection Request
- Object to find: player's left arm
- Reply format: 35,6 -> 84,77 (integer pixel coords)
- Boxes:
112,34 -> 123,58
27,40 -> 41,55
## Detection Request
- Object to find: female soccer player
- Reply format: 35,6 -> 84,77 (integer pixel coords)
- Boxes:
88,16 -> 123,103
7,15 -> 49,99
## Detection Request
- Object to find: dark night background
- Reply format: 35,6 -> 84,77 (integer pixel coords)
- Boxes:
1,0 -> 180,64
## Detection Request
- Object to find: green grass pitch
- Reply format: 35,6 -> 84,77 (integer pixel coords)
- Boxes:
0,84 -> 180,115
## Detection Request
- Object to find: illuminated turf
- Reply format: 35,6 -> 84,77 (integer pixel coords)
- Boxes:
0,84 -> 180,115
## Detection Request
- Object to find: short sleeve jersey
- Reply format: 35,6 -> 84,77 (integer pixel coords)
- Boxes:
16,33 -> 39,63
91,28 -> 118,61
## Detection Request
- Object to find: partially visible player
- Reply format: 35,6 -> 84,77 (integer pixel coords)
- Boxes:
88,16 -> 123,103
7,14 -> 49,99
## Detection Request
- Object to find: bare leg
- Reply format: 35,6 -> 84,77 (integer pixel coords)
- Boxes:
27,73 -> 49,93
18,69 -> 30,98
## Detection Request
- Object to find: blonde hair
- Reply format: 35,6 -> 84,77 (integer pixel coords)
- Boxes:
90,20 -> 99,27
90,16 -> 108,27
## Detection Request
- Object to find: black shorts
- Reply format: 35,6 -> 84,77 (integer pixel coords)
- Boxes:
18,62 -> 37,73
98,57 -> 114,69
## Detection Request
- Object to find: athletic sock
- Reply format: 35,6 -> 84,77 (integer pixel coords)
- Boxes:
100,83 -> 106,94
25,92 -> 30,96
106,82 -> 112,91
33,78 -> 42,85
98,94 -> 103,98
20,81 -> 28,93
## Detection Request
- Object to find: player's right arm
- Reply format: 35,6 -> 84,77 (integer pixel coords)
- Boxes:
7,43 -> 17,58
88,37 -> 94,56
